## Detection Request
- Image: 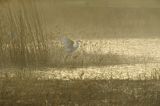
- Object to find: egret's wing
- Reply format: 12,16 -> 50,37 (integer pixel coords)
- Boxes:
61,36 -> 74,48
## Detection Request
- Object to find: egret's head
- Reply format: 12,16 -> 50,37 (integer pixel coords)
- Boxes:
76,40 -> 82,43
73,40 -> 82,48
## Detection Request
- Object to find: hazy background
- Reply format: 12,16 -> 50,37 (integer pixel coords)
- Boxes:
0,0 -> 160,68
33,0 -> 160,38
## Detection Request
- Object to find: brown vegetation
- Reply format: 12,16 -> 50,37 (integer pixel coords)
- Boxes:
0,0 -> 49,68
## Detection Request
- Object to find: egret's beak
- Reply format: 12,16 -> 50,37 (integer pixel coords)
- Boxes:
78,40 -> 82,43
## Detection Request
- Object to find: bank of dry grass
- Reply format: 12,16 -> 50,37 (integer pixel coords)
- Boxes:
0,71 -> 160,106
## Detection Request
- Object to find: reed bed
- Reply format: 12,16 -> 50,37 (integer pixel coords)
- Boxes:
0,0 -> 49,68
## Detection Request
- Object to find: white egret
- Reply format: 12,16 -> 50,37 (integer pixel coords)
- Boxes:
61,36 -> 81,54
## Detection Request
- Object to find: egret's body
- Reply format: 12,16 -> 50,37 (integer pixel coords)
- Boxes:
61,36 -> 81,54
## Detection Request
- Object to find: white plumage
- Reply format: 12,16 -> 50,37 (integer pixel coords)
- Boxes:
61,36 -> 81,53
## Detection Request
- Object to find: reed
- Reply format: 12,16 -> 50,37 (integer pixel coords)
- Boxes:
0,0 -> 49,68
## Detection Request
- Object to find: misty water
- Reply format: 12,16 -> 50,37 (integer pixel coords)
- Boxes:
1,38 -> 160,80
35,38 -> 160,80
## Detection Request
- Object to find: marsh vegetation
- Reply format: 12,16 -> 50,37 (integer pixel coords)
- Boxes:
0,0 -> 160,105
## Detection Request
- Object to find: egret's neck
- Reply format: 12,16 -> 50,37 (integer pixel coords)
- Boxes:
73,41 -> 80,49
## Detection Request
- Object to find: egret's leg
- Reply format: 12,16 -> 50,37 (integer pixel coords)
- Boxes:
63,53 -> 71,65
